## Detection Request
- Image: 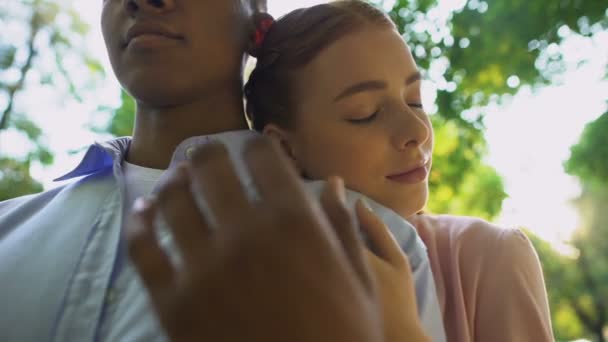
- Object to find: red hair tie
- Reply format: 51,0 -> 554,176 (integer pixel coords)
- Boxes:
254,17 -> 275,49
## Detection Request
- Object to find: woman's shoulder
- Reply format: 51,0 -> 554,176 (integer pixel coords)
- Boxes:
411,213 -> 536,264
412,214 -> 553,341
411,213 -> 503,238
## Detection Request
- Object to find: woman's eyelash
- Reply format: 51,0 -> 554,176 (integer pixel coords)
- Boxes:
347,110 -> 379,124
347,103 -> 421,125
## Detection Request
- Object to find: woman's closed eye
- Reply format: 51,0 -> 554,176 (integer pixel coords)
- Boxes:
346,102 -> 423,124
347,109 -> 380,124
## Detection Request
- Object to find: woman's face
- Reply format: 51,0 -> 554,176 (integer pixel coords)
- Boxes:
101,0 -> 257,107
281,26 -> 434,218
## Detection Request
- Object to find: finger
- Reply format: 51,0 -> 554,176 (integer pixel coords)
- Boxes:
189,143 -> 254,231
321,177 -> 374,292
356,199 -> 409,269
245,136 -> 315,221
363,248 -> 385,275
126,197 -> 175,300
157,164 -> 211,263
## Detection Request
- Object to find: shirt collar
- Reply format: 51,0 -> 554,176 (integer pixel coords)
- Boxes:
54,130 -> 259,182
165,129 -> 259,170
54,137 -> 131,181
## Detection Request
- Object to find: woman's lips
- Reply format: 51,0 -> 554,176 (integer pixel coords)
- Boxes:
386,164 -> 429,184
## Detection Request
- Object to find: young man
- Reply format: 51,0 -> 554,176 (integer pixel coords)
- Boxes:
0,1 -> 443,340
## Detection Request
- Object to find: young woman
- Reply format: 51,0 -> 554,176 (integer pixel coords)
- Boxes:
245,1 -> 554,341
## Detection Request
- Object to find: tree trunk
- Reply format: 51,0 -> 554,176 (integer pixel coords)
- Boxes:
595,329 -> 605,342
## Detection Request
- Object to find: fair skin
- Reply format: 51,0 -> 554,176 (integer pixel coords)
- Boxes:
264,25 -> 434,341
103,0 -> 418,341
265,26 -> 433,220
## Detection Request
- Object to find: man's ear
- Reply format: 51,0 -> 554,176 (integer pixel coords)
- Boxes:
262,124 -> 301,171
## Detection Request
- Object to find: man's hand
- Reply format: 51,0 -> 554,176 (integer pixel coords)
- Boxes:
126,137 -> 383,342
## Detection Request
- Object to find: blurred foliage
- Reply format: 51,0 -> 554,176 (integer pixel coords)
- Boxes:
427,115 -> 506,220
526,110 -> 608,342
0,0 -> 103,199
525,230 -> 590,341
0,157 -> 43,201
380,0 -> 608,221
565,111 -> 608,341
569,186 -> 608,342
565,110 -> 608,187
96,89 -> 136,137
528,189 -> 608,342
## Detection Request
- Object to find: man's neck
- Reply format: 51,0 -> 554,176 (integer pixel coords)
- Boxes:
127,89 -> 249,169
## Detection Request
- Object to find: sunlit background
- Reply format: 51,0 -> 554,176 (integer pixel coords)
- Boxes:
1,0 -> 607,340
5,0 -> 604,250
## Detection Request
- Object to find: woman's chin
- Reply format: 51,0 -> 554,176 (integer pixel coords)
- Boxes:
393,191 -> 428,219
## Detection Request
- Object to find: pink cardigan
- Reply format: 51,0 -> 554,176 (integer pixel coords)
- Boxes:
408,214 -> 554,342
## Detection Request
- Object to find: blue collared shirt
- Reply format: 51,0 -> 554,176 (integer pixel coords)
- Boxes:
0,130 -> 445,342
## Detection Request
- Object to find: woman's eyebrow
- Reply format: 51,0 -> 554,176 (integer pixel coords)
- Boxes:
334,80 -> 387,102
333,71 -> 423,103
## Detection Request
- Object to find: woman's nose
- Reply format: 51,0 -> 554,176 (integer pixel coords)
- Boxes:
390,106 -> 431,151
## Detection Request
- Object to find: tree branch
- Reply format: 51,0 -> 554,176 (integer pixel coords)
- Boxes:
0,9 -> 41,130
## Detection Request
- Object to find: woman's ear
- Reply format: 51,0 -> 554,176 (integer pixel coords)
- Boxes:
262,124 -> 301,171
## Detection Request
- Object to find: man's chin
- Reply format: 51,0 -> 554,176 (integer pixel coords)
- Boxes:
126,85 -> 195,109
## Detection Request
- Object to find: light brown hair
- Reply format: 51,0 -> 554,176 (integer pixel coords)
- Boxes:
244,0 -> 395,131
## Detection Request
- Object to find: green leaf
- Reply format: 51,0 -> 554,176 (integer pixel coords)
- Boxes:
564,111 -> 608,186
12,116 -> 42,141
106,89 -> 136,137
0,45 -> 17,69
0,157 -> 43,200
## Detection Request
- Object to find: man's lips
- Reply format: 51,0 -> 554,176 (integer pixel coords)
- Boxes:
124,23 -> 183,47
386,161 -> 430,184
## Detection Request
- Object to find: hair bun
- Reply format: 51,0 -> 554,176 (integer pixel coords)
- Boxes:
250,13 -> 275,58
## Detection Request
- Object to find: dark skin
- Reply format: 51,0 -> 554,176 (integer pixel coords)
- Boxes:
101,0 -> 385,341
102,0 -> 255,169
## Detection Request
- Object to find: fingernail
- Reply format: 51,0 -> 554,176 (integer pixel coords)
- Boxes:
357,198 -> 372,212
132,197 -> 151,213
